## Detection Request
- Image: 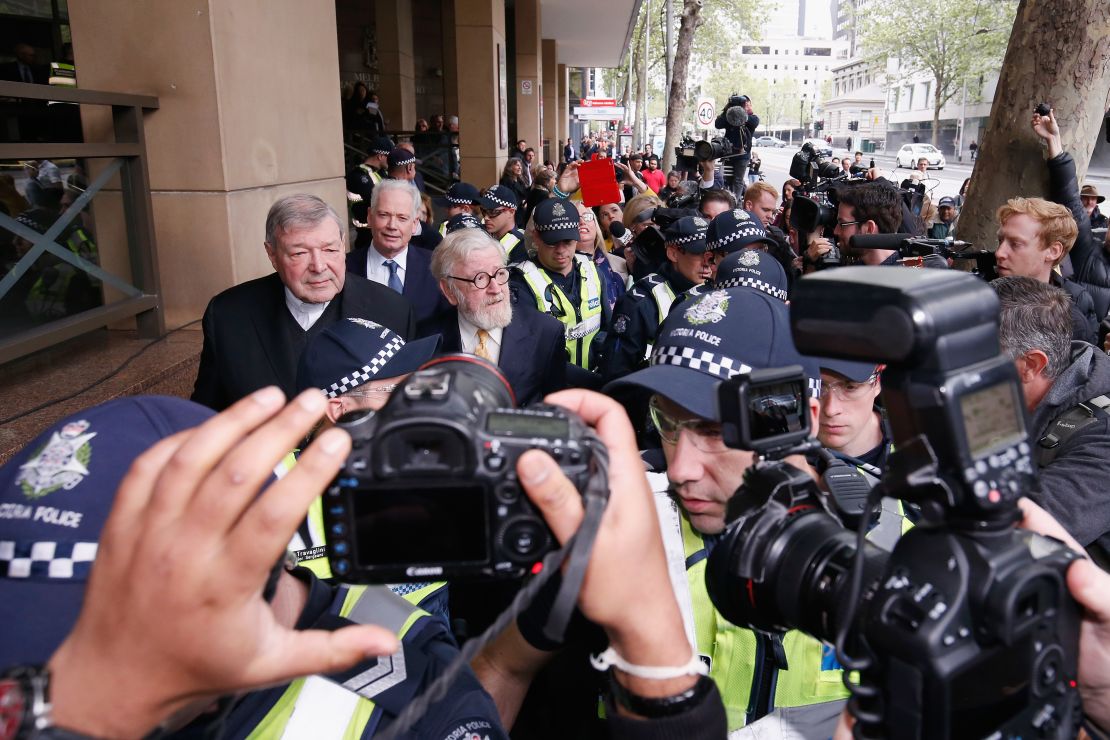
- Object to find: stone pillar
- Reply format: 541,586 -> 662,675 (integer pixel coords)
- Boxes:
542,38 -> 558,159
442,0 -> 460,118
375,0 -> 417,131
557,63 -> 569,158
455,0 -> 507,187
514,0 -> 542,156
68,0 -> 347,326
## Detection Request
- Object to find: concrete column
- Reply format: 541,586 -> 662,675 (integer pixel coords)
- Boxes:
455,0 -> 507,187
442,0 -> 460,118
542,39 -> 558,159
514,0 -> 542,156
68,0 -> 347,326
375,0 -> 417,131
557,63 -> 569,157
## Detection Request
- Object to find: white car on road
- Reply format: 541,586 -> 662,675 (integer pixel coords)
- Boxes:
896,143 -> 946,169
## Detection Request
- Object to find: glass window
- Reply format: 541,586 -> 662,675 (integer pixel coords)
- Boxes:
0,0 -> 52,17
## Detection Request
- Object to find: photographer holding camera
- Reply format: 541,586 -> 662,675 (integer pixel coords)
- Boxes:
804,180 -> 904,269
713,94 -> 759,200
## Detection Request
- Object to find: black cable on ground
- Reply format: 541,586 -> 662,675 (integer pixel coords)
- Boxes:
0,318 -> 202,428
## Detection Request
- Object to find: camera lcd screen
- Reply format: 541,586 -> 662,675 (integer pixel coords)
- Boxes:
958,382 -> 1026,460
748,381 -> 806,440
351,485 -> 488,566
486,412 -> 568,439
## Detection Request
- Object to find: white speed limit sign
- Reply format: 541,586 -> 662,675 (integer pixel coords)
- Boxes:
696,98 -> 716,129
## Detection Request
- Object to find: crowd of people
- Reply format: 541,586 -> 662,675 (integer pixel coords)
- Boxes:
6,91 -> 1110,740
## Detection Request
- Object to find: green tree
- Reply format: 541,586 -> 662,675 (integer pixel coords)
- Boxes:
855,0 -> 1016,146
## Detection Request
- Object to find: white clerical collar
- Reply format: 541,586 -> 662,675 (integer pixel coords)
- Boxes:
283,287 -> 330,331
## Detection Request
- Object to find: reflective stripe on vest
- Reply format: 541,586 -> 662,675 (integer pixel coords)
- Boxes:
642,276 -> 677,359
279,451 -> 445,604
499,231 -> 522,255
438,221 -> 447,237
244,586 -> 427,740
517,255 -> 603,368
651,475 -> 848,733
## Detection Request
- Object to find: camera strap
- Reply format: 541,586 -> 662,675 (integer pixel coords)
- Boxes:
541,449 -> 610,644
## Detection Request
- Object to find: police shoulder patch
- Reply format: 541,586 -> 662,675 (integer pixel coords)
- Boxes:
613,314 -> 630,334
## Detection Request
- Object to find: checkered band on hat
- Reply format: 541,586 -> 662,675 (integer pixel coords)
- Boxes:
536,220 -> 576,232
667,230 -> 707,247
715,275 -> 788,302
324,334 -> 405,398
483,190 -> 515,209
707,224 -> 766,252
809,377 -> 822,399
392,153 -> 416,166
651,345 -> 752,380
372,145 -> 391,155
0,540 -> 98,581
446,195 -> 475,205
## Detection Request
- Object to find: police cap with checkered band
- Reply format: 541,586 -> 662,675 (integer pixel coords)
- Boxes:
531,197 -> 581,245
434,181 -> 483,208
605,286 -> 820,422
706,208 -> 777,254
0,396 -> 215,665
711,248 -> 789,302
296,318 -> 442,398
478,184 -> 519,212
662,216 -> 710,254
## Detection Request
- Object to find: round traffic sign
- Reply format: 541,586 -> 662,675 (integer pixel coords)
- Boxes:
696,99 -> 715,127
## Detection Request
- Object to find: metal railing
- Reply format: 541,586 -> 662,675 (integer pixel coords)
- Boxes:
344,128 -> 458,196
0,81 -> 162,365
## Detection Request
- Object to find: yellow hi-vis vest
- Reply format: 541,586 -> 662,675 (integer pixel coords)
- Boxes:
499,231 -> 522,254
25,227 -> 99,319
651,475 -> 850,733
277,452 -> 445,605
641,274 -> 677,359
517,254 -> 603,369
244,585 -> 427,740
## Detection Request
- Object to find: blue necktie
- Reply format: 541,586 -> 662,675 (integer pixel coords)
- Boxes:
384,259 -> 403,294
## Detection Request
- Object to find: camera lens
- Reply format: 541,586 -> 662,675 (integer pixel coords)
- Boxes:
705,505 -> 887,641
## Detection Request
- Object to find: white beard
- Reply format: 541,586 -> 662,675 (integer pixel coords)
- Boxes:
467,294 -> 513,331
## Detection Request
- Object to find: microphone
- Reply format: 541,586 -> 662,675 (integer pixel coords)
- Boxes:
848,233 -> 910,251
609,220 -> 634,249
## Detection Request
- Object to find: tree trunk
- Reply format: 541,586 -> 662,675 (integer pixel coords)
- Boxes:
632,17 -> 647,150
932,79 -> 943,147
662,0 -> 703,173
957,0 -> 1110,251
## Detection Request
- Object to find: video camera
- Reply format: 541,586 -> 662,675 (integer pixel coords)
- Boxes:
626,206 -> 699,281
849,234 -> 998,278
705,268 -> 1081,739
322,355 -> 606,582
674,135 -> 700,175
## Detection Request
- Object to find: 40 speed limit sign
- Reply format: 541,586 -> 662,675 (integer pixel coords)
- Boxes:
696,98 -> 716,129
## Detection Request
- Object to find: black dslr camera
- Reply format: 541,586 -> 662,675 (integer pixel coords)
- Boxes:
694,136 -> 735,162
706,268 -> 1081,739
323,355 -> 603,582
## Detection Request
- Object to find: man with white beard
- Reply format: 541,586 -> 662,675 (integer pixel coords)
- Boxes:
419,228 -> 567,405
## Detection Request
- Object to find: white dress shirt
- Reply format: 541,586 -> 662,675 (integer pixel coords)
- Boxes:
283,287 -> 330,331
458,314 -> 504,365
365,244 -> 409,289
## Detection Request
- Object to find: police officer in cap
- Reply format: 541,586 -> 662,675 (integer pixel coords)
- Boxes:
434,182 -> 483,236
512,197 -> 610,376
444,211 -> 484,234
347,135 -> 393,249
601,215 -> 719,382
678,240 -> 790,310
480,184 -> 527,263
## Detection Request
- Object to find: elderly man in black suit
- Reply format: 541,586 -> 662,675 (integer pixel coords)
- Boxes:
345,178 -> 448,323
191,193 -> 415,411
418,227 -> 566,406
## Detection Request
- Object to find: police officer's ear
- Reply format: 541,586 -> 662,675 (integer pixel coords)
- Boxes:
665,244 -> 681,265
325,396 -> 348,424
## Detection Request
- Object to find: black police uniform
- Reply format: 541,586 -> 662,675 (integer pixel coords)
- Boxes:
602,262 -> 696,382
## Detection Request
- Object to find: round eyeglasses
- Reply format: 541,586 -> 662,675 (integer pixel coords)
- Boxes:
449,267 -> 511,289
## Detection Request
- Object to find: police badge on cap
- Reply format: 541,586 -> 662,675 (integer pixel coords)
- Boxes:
533,198 -> 580,245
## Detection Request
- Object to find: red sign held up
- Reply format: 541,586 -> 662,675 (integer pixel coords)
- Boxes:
579,98 -> 617,107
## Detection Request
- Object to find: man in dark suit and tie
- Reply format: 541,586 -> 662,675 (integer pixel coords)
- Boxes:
191,193 -> 415,411
418,227 -> 566,406
345,178 -> 448,323
0,43 -> 49,84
